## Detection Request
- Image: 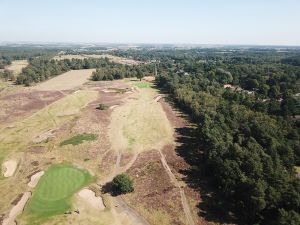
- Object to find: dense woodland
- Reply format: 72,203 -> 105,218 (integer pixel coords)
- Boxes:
154,49 -> 300,225
1,46 -> 300,224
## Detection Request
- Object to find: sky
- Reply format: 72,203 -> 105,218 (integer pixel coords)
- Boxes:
0,0 -> 300,45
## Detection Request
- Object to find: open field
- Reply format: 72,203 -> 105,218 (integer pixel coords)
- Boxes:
53,54 -> 142,65
31,69 -> 95,91
25,164 -> 93,219
5,60 -> 28,75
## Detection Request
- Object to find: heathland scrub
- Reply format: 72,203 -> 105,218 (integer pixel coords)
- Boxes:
0,90 -> 98,175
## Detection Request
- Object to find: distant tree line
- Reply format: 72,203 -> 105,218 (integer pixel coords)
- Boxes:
15,56 -> 155,85
91,63 -> 154,81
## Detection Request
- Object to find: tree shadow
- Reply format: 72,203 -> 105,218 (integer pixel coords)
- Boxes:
154,81 -> 240,224
101,182 -> 119,197
175,127 -> 239,224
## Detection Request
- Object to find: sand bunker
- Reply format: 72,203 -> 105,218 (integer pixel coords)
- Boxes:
28,171 -> 45,188
33,129 -> 56,143
109,105 -> 119,110
3,192 -> 31,225
78,189 -> 105,210
2,160 -> 17,177
102,89 -> 118,93
154,95 -> 163,102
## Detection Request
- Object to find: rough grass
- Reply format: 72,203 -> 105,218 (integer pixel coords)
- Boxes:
60,133 -> 98,146
5,60 -> 28,75
25,163 -> 93,219
134,82 -> 150,88
0,90 -> 98,172
32,69 -> 96,91
109,86 -> 173,153
137,206 -> 172,225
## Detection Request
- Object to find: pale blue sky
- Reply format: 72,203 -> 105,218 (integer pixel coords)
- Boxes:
0,0 -> 299,45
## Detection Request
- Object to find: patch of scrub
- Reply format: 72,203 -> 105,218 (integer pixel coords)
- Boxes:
60,133 -> 98,146
2,159 -> 17,177
28,171 -> 45,188
3,192 -> 31,225
134,82 -> 150,89
25,164 -> 93,219
78,189 -> 105,210
0,90 -> 98,162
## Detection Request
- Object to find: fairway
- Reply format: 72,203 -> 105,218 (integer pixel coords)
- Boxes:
26,164 -> 93,217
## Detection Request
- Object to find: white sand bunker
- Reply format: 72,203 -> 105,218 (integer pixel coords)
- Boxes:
78,189 -> 105,210
28,171 -> 45,188
2,160 -> 17,177
154,95 -> 163,102
3,192 -> 31,225
109,105 -> 119,110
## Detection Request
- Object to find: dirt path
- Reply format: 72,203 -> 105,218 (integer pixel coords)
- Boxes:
112,196 -> 150,225
159,150 -> 195,225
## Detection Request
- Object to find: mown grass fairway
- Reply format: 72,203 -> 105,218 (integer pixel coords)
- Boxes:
60,133 -> 98,146
134,82 -> 150,88
26,164 -> 93,218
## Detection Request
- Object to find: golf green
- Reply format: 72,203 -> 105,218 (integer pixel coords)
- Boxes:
26,163 -> 93,217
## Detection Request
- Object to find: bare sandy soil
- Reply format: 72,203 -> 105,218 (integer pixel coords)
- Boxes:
5,60 -> 28,75
78,189 -> 105,210
2,160 -> 18,177
31,69 -> 95,91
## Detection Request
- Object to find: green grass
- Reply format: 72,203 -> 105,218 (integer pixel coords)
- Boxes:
25,163 -> 93,219
60,133 -> 98,146
134,82 -> 150,88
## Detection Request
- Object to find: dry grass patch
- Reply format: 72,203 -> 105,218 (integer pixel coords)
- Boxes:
5,60 -> 28,75
109,84 -> 173,153
31,69 -> 95,91
0,90 -> 98,165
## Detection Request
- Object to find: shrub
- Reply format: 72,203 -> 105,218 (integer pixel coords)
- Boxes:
96,103 -> 109,110
112,173 -> 134,194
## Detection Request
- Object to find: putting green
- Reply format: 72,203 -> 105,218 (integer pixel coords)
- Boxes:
26,164 -> 93,218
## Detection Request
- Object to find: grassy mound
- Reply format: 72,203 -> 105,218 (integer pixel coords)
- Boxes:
26,164 -> 93,218
60,133 -> 98,146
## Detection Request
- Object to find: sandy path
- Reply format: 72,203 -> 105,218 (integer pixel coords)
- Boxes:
28,171 -> 45,188
78,189 -> 105,210
112,196 -> 150,225
2,160 -> 17,177
159,150 -> 195,225
2,192 -> 31,225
